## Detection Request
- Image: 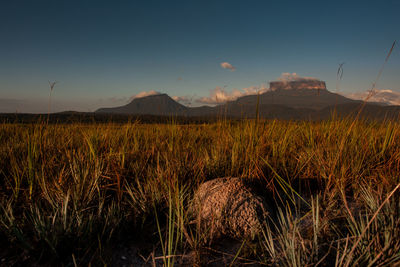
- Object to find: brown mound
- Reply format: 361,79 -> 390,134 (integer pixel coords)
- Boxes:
191,177 -> 270,242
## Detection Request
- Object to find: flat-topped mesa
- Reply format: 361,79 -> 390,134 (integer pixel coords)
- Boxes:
270,80 -> 327,91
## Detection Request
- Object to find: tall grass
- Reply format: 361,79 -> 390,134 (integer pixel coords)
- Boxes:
47,81 -> 57,125
0,118 -> 400,265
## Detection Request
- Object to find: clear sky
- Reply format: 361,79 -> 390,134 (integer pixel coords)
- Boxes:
1,0 -> 399,112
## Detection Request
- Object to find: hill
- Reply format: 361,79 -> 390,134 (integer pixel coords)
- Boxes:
96,93 -> 188,115
91,80 -> 398,120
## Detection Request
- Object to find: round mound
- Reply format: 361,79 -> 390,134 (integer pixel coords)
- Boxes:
191,177 -> 270,242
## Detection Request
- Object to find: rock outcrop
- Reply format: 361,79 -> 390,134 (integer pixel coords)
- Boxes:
191,177 -> 270,242
269,80 -> 327,91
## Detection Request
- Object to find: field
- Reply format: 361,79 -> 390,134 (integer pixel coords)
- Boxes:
1,118 -> 400,266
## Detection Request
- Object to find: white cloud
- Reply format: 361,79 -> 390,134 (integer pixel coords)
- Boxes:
277,72 -> 320,82
130,90 -> 161,100
270,73 -> 325,91
172,95 -> 193,106
196,84 -> 268,105
242,84 -> 269,95
197,86 -> 239,104
220,62 -> 236,72
344,89 -> 400,106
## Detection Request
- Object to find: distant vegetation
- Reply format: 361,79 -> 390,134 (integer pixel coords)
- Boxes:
0,112 -> 224,124
1,118 -> 400,266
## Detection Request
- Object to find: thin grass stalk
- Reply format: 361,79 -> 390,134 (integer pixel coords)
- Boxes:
344,182 -> 400,267
47,81 -> 57,125
261,157 -> 310,207
330,41 -> 396,181
229,239 -> 246,267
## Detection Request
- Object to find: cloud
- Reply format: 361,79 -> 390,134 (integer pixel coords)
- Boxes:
270,73 -> 325,91
220,62 -> 236,71
172,95 -> 193,106
130,90 -> 161,100
242,84 -> 269,95
344,89 -> 400,105
196,84 -> 268,105
277,72 -> 320,82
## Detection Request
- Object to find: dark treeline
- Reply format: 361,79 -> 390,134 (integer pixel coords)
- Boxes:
1,103 -> 400,125
0,112 -> 224,124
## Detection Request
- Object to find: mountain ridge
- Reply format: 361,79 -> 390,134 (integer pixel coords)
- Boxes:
96,93 -> 189,115
95,82 -> 398,120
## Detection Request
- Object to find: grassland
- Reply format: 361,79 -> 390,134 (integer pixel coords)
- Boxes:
1,118 -> 400,266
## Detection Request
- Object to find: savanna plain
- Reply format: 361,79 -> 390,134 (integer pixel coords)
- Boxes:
1,117 -> 400,266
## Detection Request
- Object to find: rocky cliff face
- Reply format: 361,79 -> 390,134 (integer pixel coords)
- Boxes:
270,80 -> 326,91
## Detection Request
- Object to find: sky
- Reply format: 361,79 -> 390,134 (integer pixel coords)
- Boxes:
1,0 -> 399,113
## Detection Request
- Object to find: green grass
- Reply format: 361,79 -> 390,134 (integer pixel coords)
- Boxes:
0,118 -> 399,266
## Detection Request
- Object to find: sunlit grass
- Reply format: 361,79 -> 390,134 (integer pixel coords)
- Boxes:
0,118 -> 399,265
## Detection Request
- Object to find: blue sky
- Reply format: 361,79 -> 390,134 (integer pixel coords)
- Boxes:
0,0 -> 399,112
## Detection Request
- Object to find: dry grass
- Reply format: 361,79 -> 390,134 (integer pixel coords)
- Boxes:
0,118 -> 399,266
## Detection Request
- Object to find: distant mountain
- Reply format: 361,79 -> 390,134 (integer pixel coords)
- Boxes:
234,88 -> 359,110
95,81 -> 399,120
318,103 -> 400,120
96,94 -> 188,115
344,89 -> 400,106
205,81 -> 364,118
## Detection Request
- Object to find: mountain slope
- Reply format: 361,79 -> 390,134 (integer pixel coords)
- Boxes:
233,88 -> 360,110
96,94 -> 188,115
96,89 -> 360,117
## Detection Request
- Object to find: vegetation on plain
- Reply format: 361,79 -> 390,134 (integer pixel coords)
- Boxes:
0,117 -> 399,266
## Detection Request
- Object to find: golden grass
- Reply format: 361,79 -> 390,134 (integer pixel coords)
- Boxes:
0,119 -> 399,265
